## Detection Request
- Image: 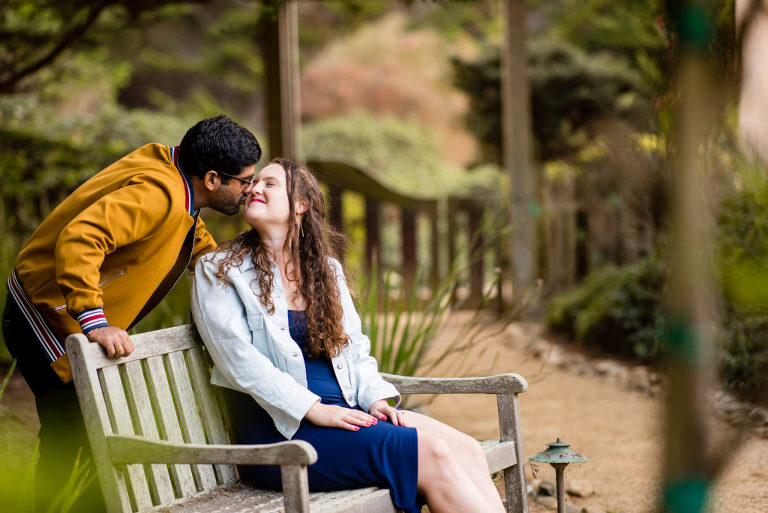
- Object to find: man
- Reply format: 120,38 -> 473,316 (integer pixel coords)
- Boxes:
2,114 -> 261,511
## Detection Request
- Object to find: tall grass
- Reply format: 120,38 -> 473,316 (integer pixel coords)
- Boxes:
0,358 -> 16,403
360,264 -> 453,377
0,363 -> 94,513
44,449 -> 96,513
0,231 -> 18,362
0,442 -> 94,513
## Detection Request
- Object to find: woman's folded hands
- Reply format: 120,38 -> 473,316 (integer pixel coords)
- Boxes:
305,401 -> 379,431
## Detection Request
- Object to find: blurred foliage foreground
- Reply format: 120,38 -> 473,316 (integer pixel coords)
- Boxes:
547,158 -> 768,404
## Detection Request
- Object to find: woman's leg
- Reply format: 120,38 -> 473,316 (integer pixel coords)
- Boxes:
415,429 -> 491,513
404,410 -> 506,513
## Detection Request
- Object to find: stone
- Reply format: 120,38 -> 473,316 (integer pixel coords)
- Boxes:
538,479 -> 556,496
529,338 -> 552,359
749,407 -> 768,426
568,352 -> 587,366
608,366 -> 629,386
505,324 -> 527,347
534,495 -> 583,512
566,479 -> 595,497
719,400 -> 753,423
576,362 -> 594,376
628,366 -> 651,392
547,346 -> 565,366
566,503 -> 581,513
594,359 -> 623,377
535,495 -> 558,509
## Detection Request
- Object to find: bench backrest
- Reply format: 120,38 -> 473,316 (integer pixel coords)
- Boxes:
67,325 -> 236,513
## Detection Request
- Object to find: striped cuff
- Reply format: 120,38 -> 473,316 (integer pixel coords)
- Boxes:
77,308 -> 109,333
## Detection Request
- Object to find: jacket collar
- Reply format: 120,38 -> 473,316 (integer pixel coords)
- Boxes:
169,145 -> 196,216
238,251 -> 256,273
238,252 -> 280,284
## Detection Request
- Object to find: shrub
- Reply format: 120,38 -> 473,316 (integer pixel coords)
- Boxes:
547,171 -> 768,400
547,256 -> 666,360
716,174 -> 768,402
719,306 -> 768,403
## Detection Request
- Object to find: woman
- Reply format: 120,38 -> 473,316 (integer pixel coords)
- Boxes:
190,159 -> 505,513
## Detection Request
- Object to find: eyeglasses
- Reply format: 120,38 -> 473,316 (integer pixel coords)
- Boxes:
218,171 -> 254,188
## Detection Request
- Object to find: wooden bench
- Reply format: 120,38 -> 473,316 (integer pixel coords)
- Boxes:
66,324 -> 529,512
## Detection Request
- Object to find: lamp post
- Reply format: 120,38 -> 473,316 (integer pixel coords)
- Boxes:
529,438 -> 589,513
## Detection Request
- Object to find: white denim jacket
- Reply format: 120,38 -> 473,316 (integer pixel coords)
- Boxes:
190,252 -> 400,440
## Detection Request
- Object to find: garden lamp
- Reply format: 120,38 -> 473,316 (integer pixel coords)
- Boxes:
529,438 -> 589,513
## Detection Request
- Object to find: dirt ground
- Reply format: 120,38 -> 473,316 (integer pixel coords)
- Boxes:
420,313 -> 768,513
1,313 -> 766,512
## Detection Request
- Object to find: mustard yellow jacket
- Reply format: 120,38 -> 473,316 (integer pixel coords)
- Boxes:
14,143 -> 217,381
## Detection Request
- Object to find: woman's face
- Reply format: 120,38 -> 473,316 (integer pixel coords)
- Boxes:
243,163 -> 292,233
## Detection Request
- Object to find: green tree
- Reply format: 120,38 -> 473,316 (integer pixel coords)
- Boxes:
0,0 -> 210,94
453,38 -> 649,164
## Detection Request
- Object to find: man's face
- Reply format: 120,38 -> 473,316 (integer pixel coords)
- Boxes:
209,164 -> 256,215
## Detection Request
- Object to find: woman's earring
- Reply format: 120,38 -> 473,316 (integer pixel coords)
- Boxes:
300,223 -> 305,238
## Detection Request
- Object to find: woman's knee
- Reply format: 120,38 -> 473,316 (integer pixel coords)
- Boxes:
444,430 -> 486,467
418,432 -> 461,482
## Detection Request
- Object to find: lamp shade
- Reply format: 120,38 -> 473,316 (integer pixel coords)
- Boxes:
529,440 -> 589,465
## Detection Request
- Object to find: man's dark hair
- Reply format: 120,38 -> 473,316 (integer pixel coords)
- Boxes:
178,115 -> 261,179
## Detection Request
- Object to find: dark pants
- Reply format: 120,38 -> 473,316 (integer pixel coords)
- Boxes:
2,293 -> 106,512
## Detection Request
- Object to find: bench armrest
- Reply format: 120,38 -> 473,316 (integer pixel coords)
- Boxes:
380,372 -> 527,395
107,435 -> 318,466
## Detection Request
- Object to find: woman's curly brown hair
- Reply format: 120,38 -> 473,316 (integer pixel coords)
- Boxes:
213,158 -> 349,358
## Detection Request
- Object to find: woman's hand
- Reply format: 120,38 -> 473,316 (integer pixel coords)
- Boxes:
368,399 -> 408,427
305,401 -> 378,431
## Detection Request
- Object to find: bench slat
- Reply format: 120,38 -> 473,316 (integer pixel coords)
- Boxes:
144,355 -> 197,498
122,360 -> 176,505
165,351 -> 218,490
100,365 -> 154,511
308,488 -> 396,513
146,484 -> 396,513
186,346 -> 237,485
145,483 -> 283,512
87,325 -> 201,370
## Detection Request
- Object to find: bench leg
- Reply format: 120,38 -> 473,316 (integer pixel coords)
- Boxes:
497,393 -> 529,513
281,465 -> 310,513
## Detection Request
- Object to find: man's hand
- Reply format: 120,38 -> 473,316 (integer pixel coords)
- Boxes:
304,401 -> 377,431
369,399 -> 408,426
86,326 -> 134,358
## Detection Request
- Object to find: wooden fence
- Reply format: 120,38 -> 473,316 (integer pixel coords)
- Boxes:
309,160 -> 505,309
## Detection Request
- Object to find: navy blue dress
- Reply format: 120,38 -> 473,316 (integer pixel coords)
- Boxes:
221,310 -> 423,513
